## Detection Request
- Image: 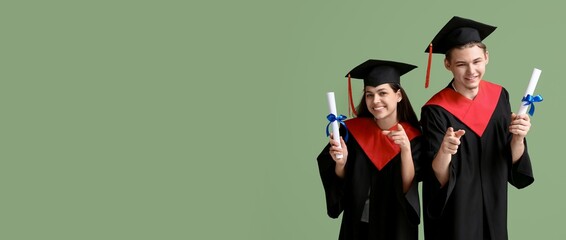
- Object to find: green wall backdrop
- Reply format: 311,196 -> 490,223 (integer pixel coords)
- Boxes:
2,0 -> 561,239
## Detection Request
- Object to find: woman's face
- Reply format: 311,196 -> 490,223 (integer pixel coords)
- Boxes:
364,83 -> 401,122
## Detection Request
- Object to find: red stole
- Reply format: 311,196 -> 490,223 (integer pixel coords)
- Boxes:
345,118 -> 421,170
424,80 -> 502,137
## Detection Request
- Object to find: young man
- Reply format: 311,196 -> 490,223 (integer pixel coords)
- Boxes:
420,16 -> 535,240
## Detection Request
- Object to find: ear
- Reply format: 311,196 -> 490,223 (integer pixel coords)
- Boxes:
444,58 -> 451,70
396,90 -> 402,102
485,51 -> 490,65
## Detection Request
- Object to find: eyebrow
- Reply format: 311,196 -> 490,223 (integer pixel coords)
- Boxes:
455,57 -> 483,64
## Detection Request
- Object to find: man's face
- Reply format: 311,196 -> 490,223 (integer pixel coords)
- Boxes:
444,45 -> 489,92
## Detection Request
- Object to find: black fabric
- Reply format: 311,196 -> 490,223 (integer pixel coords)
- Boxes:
425,16 -> 497,54
346,59 -> 417,87
420,84 -> 534,240
317,123 -> 423,240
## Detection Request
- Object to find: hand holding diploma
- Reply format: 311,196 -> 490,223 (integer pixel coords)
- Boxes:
510,68 -> 541,162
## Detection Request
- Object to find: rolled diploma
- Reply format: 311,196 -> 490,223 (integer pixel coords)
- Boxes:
517,68 -> 542,115
326,92 -> 343,159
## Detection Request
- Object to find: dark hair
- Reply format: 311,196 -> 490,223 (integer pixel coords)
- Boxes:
355,83 -> 420,130
445,41 -> 487,61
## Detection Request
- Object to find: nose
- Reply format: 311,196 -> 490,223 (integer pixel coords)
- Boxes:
466,64 -> 474,74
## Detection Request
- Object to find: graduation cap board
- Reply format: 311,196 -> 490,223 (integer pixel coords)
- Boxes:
347,59 -> 417,87
424,16 -> 497,88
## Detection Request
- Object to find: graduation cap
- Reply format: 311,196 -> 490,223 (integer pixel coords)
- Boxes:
424,16 -> 497,88
345,59 -> 417,116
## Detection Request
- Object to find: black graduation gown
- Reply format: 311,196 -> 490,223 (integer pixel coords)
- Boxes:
317,119 -> 423,240
420,81 -> 534,240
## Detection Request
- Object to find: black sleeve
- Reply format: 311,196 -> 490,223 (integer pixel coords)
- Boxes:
316,143 -> 345,218
402,136 -> 424,225
509,139 -> 534,189
420,106 -> 457,219
316,126 -> 350,218
501,88 -> 535,189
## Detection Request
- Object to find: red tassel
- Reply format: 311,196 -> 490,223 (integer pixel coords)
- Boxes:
347,73 -> 357,117
425,43 -> 433,88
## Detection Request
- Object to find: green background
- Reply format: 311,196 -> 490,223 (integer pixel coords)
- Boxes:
1,0 -> 562,239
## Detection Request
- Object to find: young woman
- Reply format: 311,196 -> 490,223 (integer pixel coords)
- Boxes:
317,59 -> 423,240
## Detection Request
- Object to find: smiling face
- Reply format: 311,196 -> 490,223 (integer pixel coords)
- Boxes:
364,83 -> 402,127
444,44 -> 489,95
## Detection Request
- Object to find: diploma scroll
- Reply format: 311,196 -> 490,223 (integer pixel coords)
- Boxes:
326,92 -> 343,159
517,68 -> 542,115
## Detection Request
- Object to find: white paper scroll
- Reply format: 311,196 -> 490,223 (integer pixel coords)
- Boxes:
326,92 -> 343,159
517,68 -> 542,115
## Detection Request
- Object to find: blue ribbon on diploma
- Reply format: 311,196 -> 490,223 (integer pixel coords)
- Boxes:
326,113 -> 349,142
522,94 -> 544,116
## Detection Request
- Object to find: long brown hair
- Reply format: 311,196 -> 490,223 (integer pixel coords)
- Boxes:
355,83 -> 420,130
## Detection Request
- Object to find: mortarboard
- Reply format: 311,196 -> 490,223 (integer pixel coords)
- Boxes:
346,59 -> 417,87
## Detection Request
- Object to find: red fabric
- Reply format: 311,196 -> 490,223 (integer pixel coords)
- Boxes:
425,43 -> 432,88
347,74 -> 357,117
345,118 -> 421,170
424,80 -> 502,137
